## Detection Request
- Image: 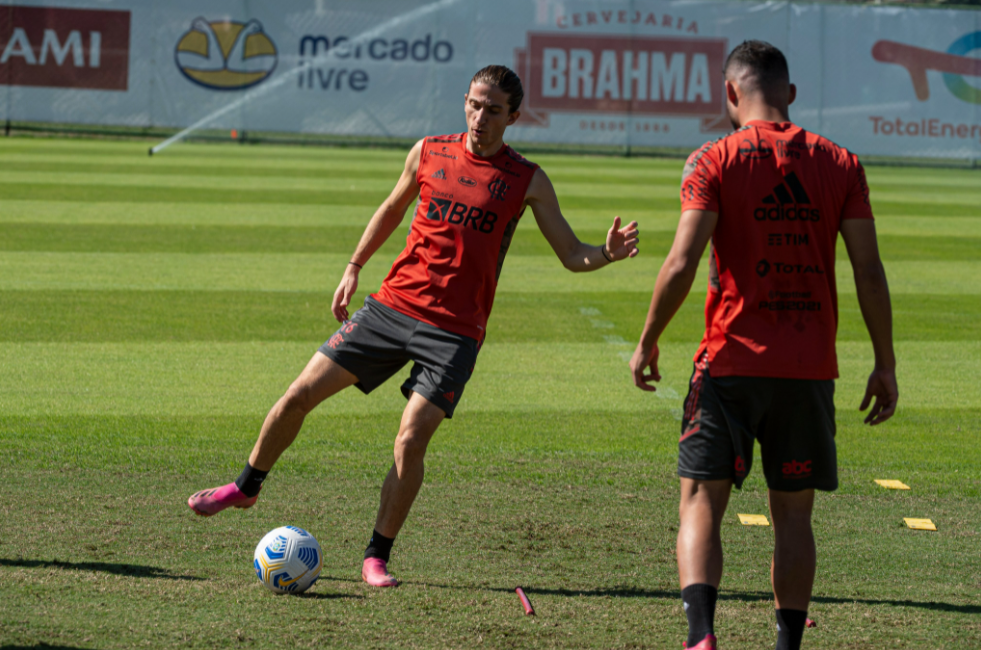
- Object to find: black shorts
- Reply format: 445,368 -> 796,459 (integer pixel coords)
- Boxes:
678,353 -> 837,492
317,296 -> 479,418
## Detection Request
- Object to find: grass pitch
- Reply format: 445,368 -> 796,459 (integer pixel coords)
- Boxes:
0,138 -> 979,649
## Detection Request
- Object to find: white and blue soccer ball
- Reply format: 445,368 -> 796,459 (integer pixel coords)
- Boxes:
253,526 -> 322,594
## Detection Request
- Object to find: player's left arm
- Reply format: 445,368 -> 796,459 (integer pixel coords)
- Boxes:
630,208 -> 717,391
524,168 -> 639,272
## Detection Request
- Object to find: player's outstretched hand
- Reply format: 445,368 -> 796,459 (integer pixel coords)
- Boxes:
331,265 -> 359,322
606,216 -> 639,261
859,368 -> 898,425
630,341 -> 661,392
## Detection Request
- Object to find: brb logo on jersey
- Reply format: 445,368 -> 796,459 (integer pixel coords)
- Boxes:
175,18 -> 277,90
426,198 -> 498,233
873,31 -> 981,104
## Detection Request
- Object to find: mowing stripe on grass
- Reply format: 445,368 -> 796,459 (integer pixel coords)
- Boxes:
0,200 -> 665,231
0,222 -> 975,260
1,251 -> 978,294
0,341 -> 976,417
1,291 -> 977,343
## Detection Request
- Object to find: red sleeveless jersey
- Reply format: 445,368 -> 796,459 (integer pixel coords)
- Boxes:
680,120 -> 873,380
372,134 -> 539,341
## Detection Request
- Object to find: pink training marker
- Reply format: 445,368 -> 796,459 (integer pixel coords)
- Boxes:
806,618 -> 817,628
515,587 -> 535,615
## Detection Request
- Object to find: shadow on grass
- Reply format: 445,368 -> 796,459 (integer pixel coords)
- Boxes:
0,558 -> 203,581
406,581 -> 981,615
532,586 -> 981,615
1,646 -> 93,649
291,578 -> 364,600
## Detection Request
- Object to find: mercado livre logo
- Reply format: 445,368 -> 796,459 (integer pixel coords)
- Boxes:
175,17 -> 277,90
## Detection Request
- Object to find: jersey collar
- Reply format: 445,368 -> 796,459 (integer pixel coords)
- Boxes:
745,120 -> 796,132
462,135 -> 510,163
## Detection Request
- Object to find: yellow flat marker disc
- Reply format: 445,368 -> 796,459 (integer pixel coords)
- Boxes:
875,479 -> 911,490
737,514 -> 770,526
904,518 -> 937,531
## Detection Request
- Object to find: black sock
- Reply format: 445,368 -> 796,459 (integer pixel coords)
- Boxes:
234,462 -> 267,498
775,609 -> 807,650
682,584 -> 718,646
364,530 -> 395,562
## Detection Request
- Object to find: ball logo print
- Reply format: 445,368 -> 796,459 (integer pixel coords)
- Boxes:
253,526 -> 322,594
175,17 -> 277,90
872,31 -> 981,104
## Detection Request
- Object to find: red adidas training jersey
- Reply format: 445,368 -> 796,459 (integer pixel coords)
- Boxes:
373,134 -> 539,341
680,120 -> 873,380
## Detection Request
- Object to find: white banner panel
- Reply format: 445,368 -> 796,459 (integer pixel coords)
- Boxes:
1,0 -> 979,159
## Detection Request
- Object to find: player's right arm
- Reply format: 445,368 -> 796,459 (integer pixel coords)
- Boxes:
840,217 -> 898,425
630,208 -> 717,391
630,141 -> 718,391
331,140 -> 423,322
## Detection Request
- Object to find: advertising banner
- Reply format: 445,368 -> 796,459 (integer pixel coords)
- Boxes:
1,0 -> 979,160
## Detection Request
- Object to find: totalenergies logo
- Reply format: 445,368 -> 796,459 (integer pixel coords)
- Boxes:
175,17 -> 277,90
873,31 -> 981,105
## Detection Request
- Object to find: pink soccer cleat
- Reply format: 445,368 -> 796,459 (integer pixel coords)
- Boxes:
187,482 -> 259,517
683,634 -> 718,650
362,557 -> 399,587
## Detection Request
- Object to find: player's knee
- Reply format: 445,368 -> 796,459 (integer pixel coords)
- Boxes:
281,383 -> 317,416
680,481 -> 729,516
771,506 -> 812,531
393,429 -> 429,461
769,490 -> 814,526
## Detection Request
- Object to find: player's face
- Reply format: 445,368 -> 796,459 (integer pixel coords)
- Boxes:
465,83 -> 518,151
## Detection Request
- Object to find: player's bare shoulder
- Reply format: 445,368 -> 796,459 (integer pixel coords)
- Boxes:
523,166 -> 554,207
406,138 -> 425,171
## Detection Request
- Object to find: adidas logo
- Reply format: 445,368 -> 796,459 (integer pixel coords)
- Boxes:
443,391 -> 455,403
754,172 -> 821,222
431,168 -> 446,179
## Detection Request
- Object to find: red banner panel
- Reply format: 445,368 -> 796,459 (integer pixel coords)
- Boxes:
516,33 -> 727,126
0,5 -> 130,90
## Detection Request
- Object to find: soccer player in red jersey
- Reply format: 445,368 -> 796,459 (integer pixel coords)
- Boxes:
188,65 -> 639,587
630,42 -> 897,650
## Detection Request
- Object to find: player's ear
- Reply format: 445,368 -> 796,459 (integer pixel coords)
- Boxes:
506,110 -> 521,126
725,80 -> 739,107
787,83 -> 797,107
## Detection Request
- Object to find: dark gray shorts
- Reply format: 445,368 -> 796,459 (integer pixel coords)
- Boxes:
678,352 -> 837,492
317,296 -> 479,418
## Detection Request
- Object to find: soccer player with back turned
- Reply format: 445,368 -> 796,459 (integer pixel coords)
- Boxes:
630,42 -> 898,650
187,65 -> 639,587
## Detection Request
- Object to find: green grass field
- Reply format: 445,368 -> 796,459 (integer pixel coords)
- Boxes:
0,138 -> 979,649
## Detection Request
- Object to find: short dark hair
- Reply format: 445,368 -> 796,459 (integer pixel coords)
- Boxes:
470,65 -> 524,114
723,40 -> 789,96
